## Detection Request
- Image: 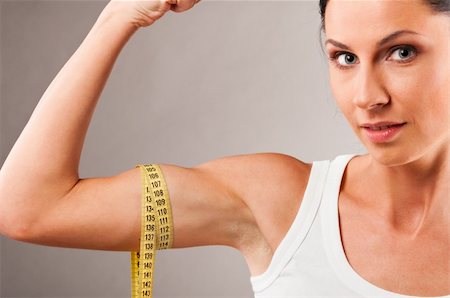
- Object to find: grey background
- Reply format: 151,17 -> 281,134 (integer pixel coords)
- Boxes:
0,0 -> 366,297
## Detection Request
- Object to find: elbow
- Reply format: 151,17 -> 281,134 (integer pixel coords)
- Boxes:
0,213 -> 32,242
0,182 -> 27,240
0,200 -> 33,242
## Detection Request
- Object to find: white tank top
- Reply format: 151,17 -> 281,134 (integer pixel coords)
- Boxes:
250,154 -> 450,298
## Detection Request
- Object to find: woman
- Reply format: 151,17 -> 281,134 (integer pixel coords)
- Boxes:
0,0 -> 448,297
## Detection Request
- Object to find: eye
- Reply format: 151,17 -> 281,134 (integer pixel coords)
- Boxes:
337,53 -> 357,65
329,52 -> 358,69
388,45 -> 417,62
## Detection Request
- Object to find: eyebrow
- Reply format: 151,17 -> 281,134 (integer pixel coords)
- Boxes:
324,30 -> 421,50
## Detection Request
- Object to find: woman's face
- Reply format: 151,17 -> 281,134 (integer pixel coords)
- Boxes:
324,0 -> 449,166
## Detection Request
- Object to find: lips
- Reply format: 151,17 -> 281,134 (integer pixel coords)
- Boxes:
364,124 -> 405,131
361,122 -> 406,143
360,122 -> 406,131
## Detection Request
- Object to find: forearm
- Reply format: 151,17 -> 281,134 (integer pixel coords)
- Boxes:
0,4 -> 138,231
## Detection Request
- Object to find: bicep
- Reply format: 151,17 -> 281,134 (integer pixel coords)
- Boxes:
163,163 -> 252,249
17,163 -> 252,252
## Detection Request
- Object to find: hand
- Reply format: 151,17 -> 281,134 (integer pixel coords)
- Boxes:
105,0 -> 202,28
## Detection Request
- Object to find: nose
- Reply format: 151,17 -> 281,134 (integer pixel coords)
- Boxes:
352,66 -> 390,111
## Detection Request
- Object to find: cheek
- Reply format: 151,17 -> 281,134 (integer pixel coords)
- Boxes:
385,52 -> 449,132
425,65 -> 450,133
329,70 -> 354,119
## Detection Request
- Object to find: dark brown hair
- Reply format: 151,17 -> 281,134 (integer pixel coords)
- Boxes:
319,0 -> 450,32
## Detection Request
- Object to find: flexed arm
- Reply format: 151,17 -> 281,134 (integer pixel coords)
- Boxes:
0,0 -> 199,237
0,2 -> 310,273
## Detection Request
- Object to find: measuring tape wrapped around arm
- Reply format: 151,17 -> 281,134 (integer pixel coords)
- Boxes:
131,164 -> 174,298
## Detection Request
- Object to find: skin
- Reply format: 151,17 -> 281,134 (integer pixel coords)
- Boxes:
325,0 -> 449,232
323,0 -> 449,295
0,0 -> 448,296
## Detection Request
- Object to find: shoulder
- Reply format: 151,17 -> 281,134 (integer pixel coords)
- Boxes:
195,152 -> 311,177
195,152 -> 312,250
195,152 -> 312,203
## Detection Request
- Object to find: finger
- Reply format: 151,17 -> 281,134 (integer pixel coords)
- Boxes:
171,0 -> 198,12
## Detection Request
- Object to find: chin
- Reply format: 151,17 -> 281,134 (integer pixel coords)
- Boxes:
366,141 -> 448,168
364,142 -> 419,167
356,126 -> 449,168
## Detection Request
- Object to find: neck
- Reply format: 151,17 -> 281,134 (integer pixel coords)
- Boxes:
363,142 -> 449,236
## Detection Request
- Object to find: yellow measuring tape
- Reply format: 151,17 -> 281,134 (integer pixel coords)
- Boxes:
131,164 -> 174,298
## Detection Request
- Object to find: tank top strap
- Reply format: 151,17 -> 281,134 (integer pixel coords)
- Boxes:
320,153 -> 450,298
250,158 -> 331,292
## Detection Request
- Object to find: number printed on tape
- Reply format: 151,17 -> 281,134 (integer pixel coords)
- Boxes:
131,164 -> 174,298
